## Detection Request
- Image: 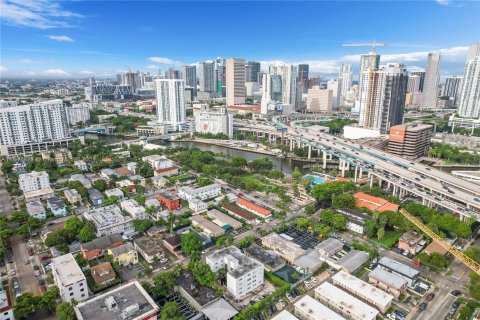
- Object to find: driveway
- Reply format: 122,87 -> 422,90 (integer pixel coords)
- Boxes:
0,174 -> 14,217
10,234 -> 41,296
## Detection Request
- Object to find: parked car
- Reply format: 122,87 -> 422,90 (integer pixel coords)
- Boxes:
451,290 -> 462,296
426,293 -> 435,301
310,277 -> 317,283
286,293 -> 293,301
419,302 -> 427,311
279,299 -> 286,307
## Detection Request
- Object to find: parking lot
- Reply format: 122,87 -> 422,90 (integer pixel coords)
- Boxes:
283,228 -> 321,250
156,293 -> 197,320
118,263 -> 145,281
228,227 -> 249,237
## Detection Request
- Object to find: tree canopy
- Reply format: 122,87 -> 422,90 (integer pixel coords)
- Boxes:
311,181 -> 356,202
181,232 -> 202,260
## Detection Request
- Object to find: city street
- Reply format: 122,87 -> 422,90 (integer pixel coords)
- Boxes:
10,234 -> 41,296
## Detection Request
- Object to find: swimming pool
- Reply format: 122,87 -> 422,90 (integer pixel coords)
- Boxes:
304,175 -> 325,186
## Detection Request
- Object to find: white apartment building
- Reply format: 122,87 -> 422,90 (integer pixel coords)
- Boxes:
18,171 -> 50,192
206,246 -> 264,298
178,184 -> 221,201
307,86 -> 332,112
269,64 -> 297,106
340,63 -> 353,98
52,253 -> 89,303
0,289 -> 14,320
327,78 -> 342,109
294,295 -> 345,320
0,99 -> 73,156
315,282 -> 379,320
458,55 -> 480,118
83,205 -> 134,237
155,79 -> 186,130
332,271 -> 393,313
120,199 -> 147,220
141,155 -> 173,170
74,160 -> 89,171
195,109 -> 233,138
67,103 -> 91,125
188,198 -> 208,212
226,58 -> 246,106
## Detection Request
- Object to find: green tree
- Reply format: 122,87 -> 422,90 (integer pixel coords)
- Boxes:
377,227 -> 385,240
292,167 -> 302,182
197,177 -> 214,187
181,232 -> 202,260
133,194 -> 146,206
192,262 -> 216,287
239,236 -> 257,248
14,292 -> 40,319
40,286 -> 60,313
153,271 -> 177,297
215,235 -> 234,248
103,196 -> 119,206
161,302 -> 185,320
295,217 -> 310,230
311,181 -> 356,202
133,219 -> 153,234
332,192 -> 356,209
74,253 -> 88,268
64,216 -> 83,233
1,160 -> 13,174
304,204 -> 316,215
464,247 -> 480,264
56,302 -> 77,320
416,252 -> 448,271
78,221 -> 96,242
93,179 -> 107,191
468,273 -> 480,300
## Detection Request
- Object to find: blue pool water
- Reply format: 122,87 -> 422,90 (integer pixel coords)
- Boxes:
305,175 -> 325,186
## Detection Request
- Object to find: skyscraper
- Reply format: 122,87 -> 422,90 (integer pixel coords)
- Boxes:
443,76 -> 462,105
182,65 -> 197,92
298,64 -> 310,94
260,73 -> 272,115
226,58 -> 246,106
458,52 -> 480,118
246,61 -> 261,83
410,71 -> 426,92
198,61 -> 215,93
358,53 -> 381,108
327,78 -> 342,109
467,43 -> 480,60
340,63 -> 352,98
155,79 -> 186,129
123,70 -> 140,93
407,75 -> 421,93
269,64 -> 297,106
215,57 -> 226,97
422,53 -> 441,108
359,63 -> 408,133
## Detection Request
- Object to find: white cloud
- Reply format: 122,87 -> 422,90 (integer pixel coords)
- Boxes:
79,70 -> 93,75
0,66 -> 7,72
48,35 -> 74,42
148,57 -> 183,65
0,0 -> 83,29
146,64 -> 159,70
43,69 -> 68,76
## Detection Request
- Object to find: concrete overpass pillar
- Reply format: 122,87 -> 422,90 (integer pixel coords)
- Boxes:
323,152 -> 327,170
369,175 -> 374,188
393,185 -> 397,196
359,168 -> 363,179
290,139 -> 293,152
308,145 -> 312,159
354,166 -> 358,183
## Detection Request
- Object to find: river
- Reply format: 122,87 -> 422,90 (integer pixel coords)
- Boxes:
150,140 -> 312,174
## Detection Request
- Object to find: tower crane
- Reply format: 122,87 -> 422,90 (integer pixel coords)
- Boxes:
342,41 -> 387,127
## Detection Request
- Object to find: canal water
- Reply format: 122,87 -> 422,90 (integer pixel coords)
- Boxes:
150,140 -> 314,174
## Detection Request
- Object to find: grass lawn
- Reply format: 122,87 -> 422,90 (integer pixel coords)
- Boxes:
376,231 -> 403,249
168,174 -> 189,184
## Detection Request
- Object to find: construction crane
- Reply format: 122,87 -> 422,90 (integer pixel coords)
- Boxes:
400,208 -> 480,275
342,41 -> 387,127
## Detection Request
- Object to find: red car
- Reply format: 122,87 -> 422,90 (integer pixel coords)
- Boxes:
426,293 -> 435,301
40,285 -> 47,292
27,248 -> 34,256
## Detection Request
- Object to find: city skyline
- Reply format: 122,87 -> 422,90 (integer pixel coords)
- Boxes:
1,1 -> 479,79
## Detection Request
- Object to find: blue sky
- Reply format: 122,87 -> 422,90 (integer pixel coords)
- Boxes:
0,0 -> 479,79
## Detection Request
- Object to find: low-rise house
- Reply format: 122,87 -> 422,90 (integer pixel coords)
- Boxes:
104,188 -> 124,200
324,250 -> 369,274
151,175 -> 168,187
133,236 -> 165,263
74,160 -> 89,171
115,179 -> 136,192
201,298 -> 239,320
126,162 -> 137,174
354,192 -> 399,212
335,208 -> 373,234
80,234 -> 124,261
244,245 -> 285,272
178,184 -> 222,201
207,209 -> 242,230
222,204 -> 256,223
88,188 -> 104,206
42,148 -> 72,164
368,266 -> 408,298
115,166 -> 130,177
157,192 -> 181,210
176,271 -> 219,311
315,238 -> 344,257
24,187 -> 55,202
47,197 -> 68,216
142,155 -> 174,170
73,281 -> 158,320
294,295 -> 346,320
189,198 -> 208,212
294,250 -> 324,275
162,234 -> 182,255
131,175 -> 146,186
83,205 -> 134,237
52,253 -> 89,303
332,271 -> 393,313
378,257 -> 420,287
107,242 -> 138,266
236,198 -> 272,218
398,231 -> 426,255
26,201 -> 46,219
145,198 -> 161,209
70,174 -> 91,189
206,246 -> 264,299
190,215 -> 225,238
153,166 -> 179,177
64,189 -> 81,204
100,168 -> 120,180
90,261 -> 116,286
120,199 -> 147,220
261,233 -> 306,263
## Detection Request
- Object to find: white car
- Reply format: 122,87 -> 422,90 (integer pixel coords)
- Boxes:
310,277 -> 318,283
279,299 -> 286,307
286,293 -> 293,301
386,313 -> 396,320
304,281 -> 311,288
160,258 -> 168,263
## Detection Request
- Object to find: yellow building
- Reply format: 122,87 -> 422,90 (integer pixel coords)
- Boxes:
107,242 -> 138,266
42,148 -> 72,164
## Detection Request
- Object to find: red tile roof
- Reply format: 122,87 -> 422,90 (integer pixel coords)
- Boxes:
354,192 -> 399,212
236,198 -> 271,216
155,166 -> 178,173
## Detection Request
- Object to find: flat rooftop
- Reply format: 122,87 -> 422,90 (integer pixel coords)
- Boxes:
52,253 -> 85,286
271,310 -> 299,320
294,295 -> 345,320
315,282 -> 379,320
177,271 -> 218,307
74,281 -> 158,320
207,246 -> 262,278
262,233 -> 306,261
378,257 -> 419,279
244,245 -> 285,270
369,266 -> 408,290
315,238 -> 343,256
332,271 -> 393,308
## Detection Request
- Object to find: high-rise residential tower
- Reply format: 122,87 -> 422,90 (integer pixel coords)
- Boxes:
215,57 -> 226,97
226,58 -> 246,106
327,78 -> 342,109
269,64 -> 297,107
410,71 -> 426,92
246,61 -> 261,83
123,70 -> 140,93
340,63 -> 353,98
182,65 -> 197,93
298,64 -> 310,94
155,79 -> 186,129
458,46 -> 480,118
359,63 -> 408,133
443,76 -> 462,105
422,53 -> 441,108
198,61 -> 215,94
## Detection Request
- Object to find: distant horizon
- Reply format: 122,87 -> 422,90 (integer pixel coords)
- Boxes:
1,1 -> 479,80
